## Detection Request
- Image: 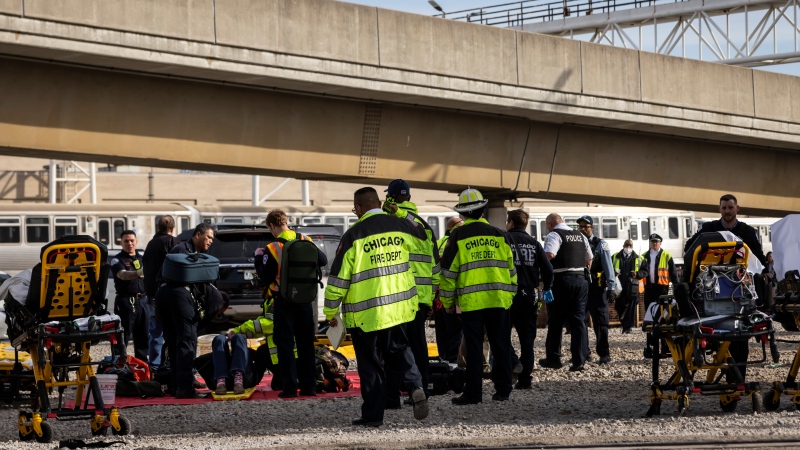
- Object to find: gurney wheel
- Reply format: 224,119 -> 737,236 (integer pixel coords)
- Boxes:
112,416 -> 131,436
764,388 -> 781,411
720,398 -> 738,413
752,391 -> 763,414
18,412 -> 33,441
34,421 -> 52,443
677,396 -> 688,417
91,425 -> 108,436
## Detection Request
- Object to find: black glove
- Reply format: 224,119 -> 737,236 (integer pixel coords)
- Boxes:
606,290 -> 616,304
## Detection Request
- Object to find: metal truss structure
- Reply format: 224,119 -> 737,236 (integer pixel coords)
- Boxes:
48,160 -> 96,204
436,0 -> 800,67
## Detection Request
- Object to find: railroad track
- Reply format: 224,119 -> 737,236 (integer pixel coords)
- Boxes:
433,439 -> 800,449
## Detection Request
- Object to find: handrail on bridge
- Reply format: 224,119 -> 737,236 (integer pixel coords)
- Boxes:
434,0 -> 690,27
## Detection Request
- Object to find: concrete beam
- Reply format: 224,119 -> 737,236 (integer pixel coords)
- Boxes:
24,0 -> 215,42
0,58 -> 797,215
215,0 -> 379,65
0,0 -> 21,15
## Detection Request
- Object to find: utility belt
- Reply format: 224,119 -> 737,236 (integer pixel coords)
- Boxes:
591,271 -> 607,288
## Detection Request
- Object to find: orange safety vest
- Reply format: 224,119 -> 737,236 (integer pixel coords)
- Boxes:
265,230 -> 312,298
650,250 -> 673,286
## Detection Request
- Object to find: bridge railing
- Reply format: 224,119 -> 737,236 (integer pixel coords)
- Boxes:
435,0 -> 689,27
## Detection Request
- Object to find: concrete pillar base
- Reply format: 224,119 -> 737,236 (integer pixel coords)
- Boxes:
486,199 -> 508,230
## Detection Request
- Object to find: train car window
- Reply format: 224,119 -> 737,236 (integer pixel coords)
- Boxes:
0,217 -> 20,243
221,217 -> 244,224
324,217 -> 345,234
564,218 -> 579,230
668,217 -> 679,239
113,219 -> 126,245
98,219 -> 110,245
154,215 -> 163,232
640,220 -> 649,240
201,216 -> 215,225
529,222 -> 537,238
302,217 -> 322,225
426,217 -> 439,238
180,217 -> 190,233
54,217 -> 78,238
347,217 -> 358,228
630,222 -> 638,240
684,218 -> 693,238
26,217 -> 50,243
539,220 -> 547,241
602,218 -> 618,239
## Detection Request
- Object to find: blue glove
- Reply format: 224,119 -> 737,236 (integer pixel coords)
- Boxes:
543,290 -> 554,304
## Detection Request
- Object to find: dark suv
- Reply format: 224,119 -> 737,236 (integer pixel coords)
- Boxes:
203,224 -> 341,327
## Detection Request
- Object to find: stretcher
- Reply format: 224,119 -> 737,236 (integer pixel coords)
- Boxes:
7,236 -> 132,443
644,237 -> 778,417
765,271 -> 800,411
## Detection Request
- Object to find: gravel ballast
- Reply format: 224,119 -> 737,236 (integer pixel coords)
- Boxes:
3,325 -> 800,449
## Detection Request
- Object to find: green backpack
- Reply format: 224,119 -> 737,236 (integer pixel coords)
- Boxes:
278,234 -> 323,304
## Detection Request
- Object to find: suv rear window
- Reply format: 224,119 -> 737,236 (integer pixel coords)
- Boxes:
211,232 -> 274,259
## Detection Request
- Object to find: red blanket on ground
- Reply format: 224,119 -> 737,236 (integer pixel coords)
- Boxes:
65,371 -> 361,409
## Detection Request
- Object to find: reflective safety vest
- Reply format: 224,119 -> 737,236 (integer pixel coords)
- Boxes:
265,229 -> 312,299
231,298 -> 297,365
437,234 -> 450,259
323,210 -> 428,332
391,201 -> 440,307
643,250 -> 673,286
439,218 -> 517,312
612,251 -> 644,294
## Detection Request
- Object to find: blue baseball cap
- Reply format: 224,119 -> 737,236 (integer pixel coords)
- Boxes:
577,215 -> 593,226
385,179 -> 410,196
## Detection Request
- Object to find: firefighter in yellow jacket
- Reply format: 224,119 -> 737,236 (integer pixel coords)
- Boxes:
382,179 -> 440,404
324,187 -> 429,427
440,188 -> 517,405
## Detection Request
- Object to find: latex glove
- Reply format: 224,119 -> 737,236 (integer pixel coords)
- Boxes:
543,290 -> 554,304
254,247 -> 265,257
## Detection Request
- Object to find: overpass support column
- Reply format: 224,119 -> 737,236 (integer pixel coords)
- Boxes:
485,199 -> 508,230
252,176 -> 259,206
48,159 -> 57,204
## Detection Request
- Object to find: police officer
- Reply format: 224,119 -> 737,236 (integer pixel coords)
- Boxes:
440,188 -> 516,404
505,209 -> 553,388
540,213 -> 593,372
635,234 -> 678,358
255,209 -> 327,398
434,216 -> 464,363
611,240 -> 641,334
111,230 -> 149,361
382,179 -> 439,405
576,215 -> 616,365
143,215 -> 179,372
324,187 -> 429,426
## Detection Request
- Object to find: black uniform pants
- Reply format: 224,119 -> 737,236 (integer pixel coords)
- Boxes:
351,323 -> 422,422
158,294 -> 197,393
115,294 -> 150,362
614,281 -> 638,330
433,304 -> 462,363
509,294 -> 538,383
585,286 -> 610,358
272,297 -> 316,393
545,273 -> 589,366
388,304 -> 430,401
461,307 -> 512,402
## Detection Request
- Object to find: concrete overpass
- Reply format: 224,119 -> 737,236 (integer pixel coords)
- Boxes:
0,0 -> 797,215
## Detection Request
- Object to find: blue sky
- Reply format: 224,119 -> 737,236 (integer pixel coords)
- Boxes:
342,0 -> 799,76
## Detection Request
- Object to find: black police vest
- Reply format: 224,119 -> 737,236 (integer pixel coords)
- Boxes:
551,229 -> 585,271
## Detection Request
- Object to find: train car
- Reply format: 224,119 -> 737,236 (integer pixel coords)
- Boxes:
524,207 -> 696,264
696,215 -> 781,255
5,202 -> 784,274
0,204 -> 193,272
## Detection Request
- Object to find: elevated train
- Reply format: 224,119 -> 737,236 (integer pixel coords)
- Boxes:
0,203 -> 779,273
